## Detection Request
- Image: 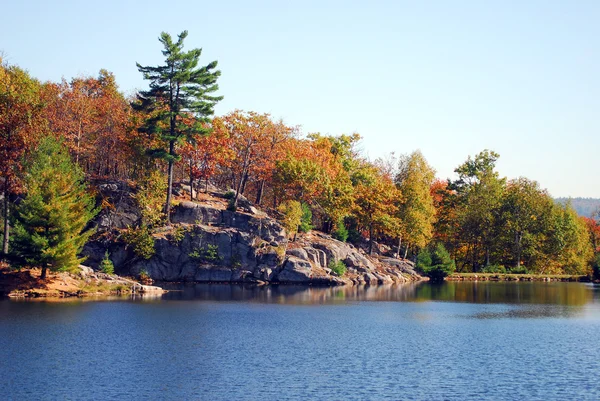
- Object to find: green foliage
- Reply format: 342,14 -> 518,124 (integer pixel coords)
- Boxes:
416,243 -> 456,282
226,198 -> 237,212
328,259 -> 347,276
332,218 -> 349,242
278,200 -> 303,239
122,225 -> 155,259
100,250 -> 115,274
299,203 -> 313,233
136,170 -> 167,227
168,225 -> 186,245
395,150 -> 436,248
230,252 -> 242,269
139,269 -> 150,282
593,254 -> 600,280
223,190 -> 235,200
509,266 -> 529,274
189,244 -> 221,263
481,264 -> 506,274
135,30 -> 223,221
10,137 -> 97,277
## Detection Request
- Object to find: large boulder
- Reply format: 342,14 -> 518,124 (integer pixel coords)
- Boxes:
276,257 -> 313,283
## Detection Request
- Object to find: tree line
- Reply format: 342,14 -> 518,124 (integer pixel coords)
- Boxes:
1,30 -> 598,277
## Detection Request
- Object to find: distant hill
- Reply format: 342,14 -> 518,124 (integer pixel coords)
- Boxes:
555,198 -> 600,218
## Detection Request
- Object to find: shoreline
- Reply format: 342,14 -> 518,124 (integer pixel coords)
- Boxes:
447,273 -> 590,282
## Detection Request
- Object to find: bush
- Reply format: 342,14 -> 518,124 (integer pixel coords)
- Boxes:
168,225 -> 186,245
329,260 -> 347,276
482,264 -> 506,274
509,266 -> 529,274
416,243 -> 455,282
122,225 -> 156,259
223,190 -> 236,200
226,198 -> 237,212
139,269 -> 151,282
593,254 -> 600,280
299,203 -> 313,233
100,251 -> 114,274
332,218 -> 349,242
189,244 -> 221,263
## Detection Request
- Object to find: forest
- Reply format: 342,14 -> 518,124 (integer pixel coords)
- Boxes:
1,31 -> 599,278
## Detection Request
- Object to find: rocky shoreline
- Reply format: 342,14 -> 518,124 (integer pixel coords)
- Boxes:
81,182 -> 424,287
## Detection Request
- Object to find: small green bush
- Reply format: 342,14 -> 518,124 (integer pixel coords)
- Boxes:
100,250 -> 115,274
122,225 -> 155,259
299,203 -> 313,233
416,243 -> 455,282
332,218 -> 349,242
189,244 -> 221,263
482,264 -> 506,274
230,253 -> 242,269
509,266 -> 529,274
139,269 -> 150,282
223,190 -> 236,200
226,198 -> 237,212
329,260 -> 347,276
168,225 -> 186,245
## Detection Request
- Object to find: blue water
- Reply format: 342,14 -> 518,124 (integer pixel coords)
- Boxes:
1,282 -> 600,400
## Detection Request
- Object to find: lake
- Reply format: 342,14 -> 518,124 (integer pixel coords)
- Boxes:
1,281 -> 600,400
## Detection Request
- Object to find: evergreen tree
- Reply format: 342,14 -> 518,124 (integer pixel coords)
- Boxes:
11,136 -> 97,279
136,30 -> 222,222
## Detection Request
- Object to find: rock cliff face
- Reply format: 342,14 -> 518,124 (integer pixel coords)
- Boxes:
83,183 -> 422,285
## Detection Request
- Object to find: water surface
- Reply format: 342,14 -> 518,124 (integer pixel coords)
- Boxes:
1,281 -> 599,400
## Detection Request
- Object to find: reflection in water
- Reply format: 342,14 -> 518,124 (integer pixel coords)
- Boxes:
158,281 -> 594,307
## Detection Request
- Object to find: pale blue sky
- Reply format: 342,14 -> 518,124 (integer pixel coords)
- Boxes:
2,0 -> 599,197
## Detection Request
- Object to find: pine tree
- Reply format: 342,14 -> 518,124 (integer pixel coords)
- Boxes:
11,136 -> 97,279
135,30 -> 222,222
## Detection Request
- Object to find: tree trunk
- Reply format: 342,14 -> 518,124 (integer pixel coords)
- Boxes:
485,247 -> 490,267
240,172 -> 249,195
255,180 -> 265,205
403,242 -> 409,259
189,159 -> 194,201
2,184 -> 9,256
40,266 -> 47,280
397,236 -> 402,258
164,140 -> 175,223
368,224 -> 374,255
515,231 -> 522,269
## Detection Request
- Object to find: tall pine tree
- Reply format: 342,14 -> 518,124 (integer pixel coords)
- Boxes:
11,136 -> 97,279
135,30 -> 222,222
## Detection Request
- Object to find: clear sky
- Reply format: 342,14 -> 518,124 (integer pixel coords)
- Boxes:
2,0 -> 599,197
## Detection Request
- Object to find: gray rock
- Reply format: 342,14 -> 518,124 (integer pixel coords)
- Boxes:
276,257 -> 313,283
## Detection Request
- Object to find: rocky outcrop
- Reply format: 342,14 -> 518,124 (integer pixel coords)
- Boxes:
83,182 -> 422,286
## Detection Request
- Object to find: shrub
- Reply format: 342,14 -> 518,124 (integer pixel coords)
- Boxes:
226,198 -> 237,212
482,264 -> 506,274
416,243 -> 455,282
329,260 -> 347,276
299,203 -> 313,233
332,218 -> 349,242
593,254 -> 600,280
122,225 -> 156,259
100,250 -> 115,274
139,269 -> 151,282
509,266 -> 529,274
230,252 -> 242,269
168,225 -> 186,245
223,190 -> 236,200
189,244 -> 221,263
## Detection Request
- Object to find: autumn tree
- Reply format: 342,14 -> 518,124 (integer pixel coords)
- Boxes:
450,150 -> 505,270
394,150 -> 436,258
352,164 -> 401,254
0,60 -> 44,256
10,137 -> 97,279
136,30 -> 222,222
